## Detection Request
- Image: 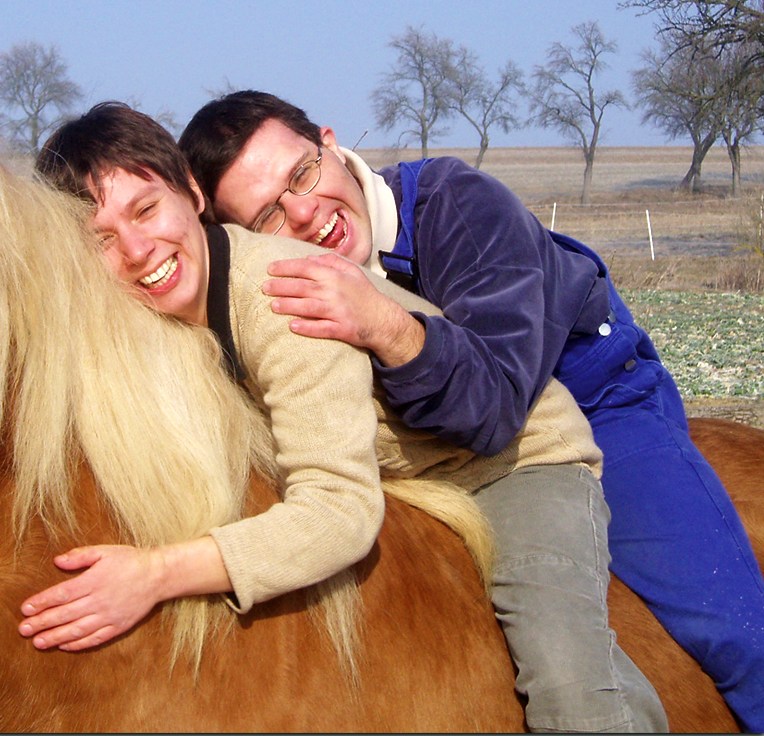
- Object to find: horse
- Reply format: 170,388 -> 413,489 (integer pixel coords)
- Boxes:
0,166 -> 761,732
2,418 -> 758,734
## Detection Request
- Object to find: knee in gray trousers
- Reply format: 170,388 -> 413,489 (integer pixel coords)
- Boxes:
473,464 -> 668,733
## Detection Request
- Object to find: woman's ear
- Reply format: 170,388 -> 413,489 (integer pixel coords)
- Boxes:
189,176 -> 206,216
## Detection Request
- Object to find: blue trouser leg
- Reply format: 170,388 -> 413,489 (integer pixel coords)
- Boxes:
589,377 -> 764,733
555,272 -> 764,732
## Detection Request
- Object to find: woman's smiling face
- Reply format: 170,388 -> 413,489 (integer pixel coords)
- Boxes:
90,166 -> 210,326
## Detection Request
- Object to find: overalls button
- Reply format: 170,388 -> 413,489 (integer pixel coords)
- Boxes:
598,322 -> 612,337
624,359 -> 637,371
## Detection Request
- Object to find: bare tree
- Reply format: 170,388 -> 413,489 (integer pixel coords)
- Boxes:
623,0 -> 764,71
717,41 -> 763,194
370,26 -> 456,157
446,49 -> 525,169
625,0 -> 763,194
528,21 -> 627,204
0,41 -> 83,155
633,33 -> 734,192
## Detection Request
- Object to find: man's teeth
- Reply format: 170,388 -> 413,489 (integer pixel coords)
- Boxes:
314,212 -> 339,246
140,256 -> 178,288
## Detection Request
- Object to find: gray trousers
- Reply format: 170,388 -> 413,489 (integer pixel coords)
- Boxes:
473,464 -> 668,733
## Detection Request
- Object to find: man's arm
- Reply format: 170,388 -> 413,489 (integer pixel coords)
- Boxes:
266,158 -> 603,456
265,251 -> 425,367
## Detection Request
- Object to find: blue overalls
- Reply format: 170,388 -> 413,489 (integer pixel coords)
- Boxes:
383,161 -> 764,732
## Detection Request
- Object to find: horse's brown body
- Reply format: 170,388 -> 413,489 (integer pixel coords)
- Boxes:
0,416 -> 759,732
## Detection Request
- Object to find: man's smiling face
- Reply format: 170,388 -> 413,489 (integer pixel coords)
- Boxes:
214,118 -> 374,267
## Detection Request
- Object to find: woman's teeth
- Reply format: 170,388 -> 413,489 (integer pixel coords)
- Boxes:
140,255 -> 178,289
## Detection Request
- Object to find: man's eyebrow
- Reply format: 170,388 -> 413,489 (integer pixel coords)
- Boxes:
276,149 -> 313,186
291,148 -> 312,167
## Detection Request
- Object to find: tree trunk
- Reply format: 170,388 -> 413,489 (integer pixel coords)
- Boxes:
474,133 -> 489,170
679,162 -> 701,192
726,139 -> 742,197
679,133 -> 716,193
580,152 -> 595,205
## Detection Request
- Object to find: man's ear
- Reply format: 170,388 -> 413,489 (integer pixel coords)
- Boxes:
320,127 -> 345,163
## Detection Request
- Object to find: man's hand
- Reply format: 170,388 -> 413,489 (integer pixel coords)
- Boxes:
264,252 -> 425,367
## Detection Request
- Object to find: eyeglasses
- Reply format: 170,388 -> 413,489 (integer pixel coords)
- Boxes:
251,148 -> 323,234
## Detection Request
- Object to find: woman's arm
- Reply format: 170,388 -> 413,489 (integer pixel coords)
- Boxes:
203,230 -> 386,613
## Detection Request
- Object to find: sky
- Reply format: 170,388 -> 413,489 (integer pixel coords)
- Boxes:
0,0 -> 674,149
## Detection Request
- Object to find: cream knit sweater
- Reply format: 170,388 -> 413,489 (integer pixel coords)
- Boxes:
211,225 -> 602,612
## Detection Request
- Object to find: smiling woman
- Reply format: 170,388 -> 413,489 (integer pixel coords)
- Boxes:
30,102 -> 394,653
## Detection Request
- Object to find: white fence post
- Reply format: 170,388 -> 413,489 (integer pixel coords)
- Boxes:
645,209 -> 655,261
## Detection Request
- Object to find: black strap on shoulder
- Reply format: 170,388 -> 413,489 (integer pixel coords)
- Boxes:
206,224 -> 247,383
378,158 -> 431,293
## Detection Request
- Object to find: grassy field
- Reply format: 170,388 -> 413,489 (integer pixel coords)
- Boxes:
360,144 -> 764,426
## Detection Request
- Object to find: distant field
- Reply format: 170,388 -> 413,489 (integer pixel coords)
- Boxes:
359,145 -> 764,425
359,144 -> 764,201
361,145 -> 764,245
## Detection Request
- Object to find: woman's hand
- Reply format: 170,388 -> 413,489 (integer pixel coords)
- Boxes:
18,545 -> 165,651
264,252 -> 425,366
18,536 -> 231,651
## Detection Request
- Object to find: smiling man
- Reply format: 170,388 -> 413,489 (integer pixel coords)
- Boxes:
212,120 -> 374,267
178,90 -> 764,733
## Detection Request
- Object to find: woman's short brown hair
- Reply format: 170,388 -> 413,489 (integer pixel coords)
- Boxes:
36,101 -> 201,212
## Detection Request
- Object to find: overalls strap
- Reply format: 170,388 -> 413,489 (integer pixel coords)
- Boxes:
378,158 -> 431,292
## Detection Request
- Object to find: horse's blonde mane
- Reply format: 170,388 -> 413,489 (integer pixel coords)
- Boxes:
0,164 -> 281,667
0,164 -> 494,683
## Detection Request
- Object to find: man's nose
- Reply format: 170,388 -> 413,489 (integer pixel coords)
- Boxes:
281,191 -> 319,231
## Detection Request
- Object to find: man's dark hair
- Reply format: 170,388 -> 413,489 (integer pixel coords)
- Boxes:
179,91 -> 322,209
36,101 -> 201,212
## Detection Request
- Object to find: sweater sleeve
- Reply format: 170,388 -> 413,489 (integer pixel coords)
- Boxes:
375,158 -> 607,456
209,231 -> 385,613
